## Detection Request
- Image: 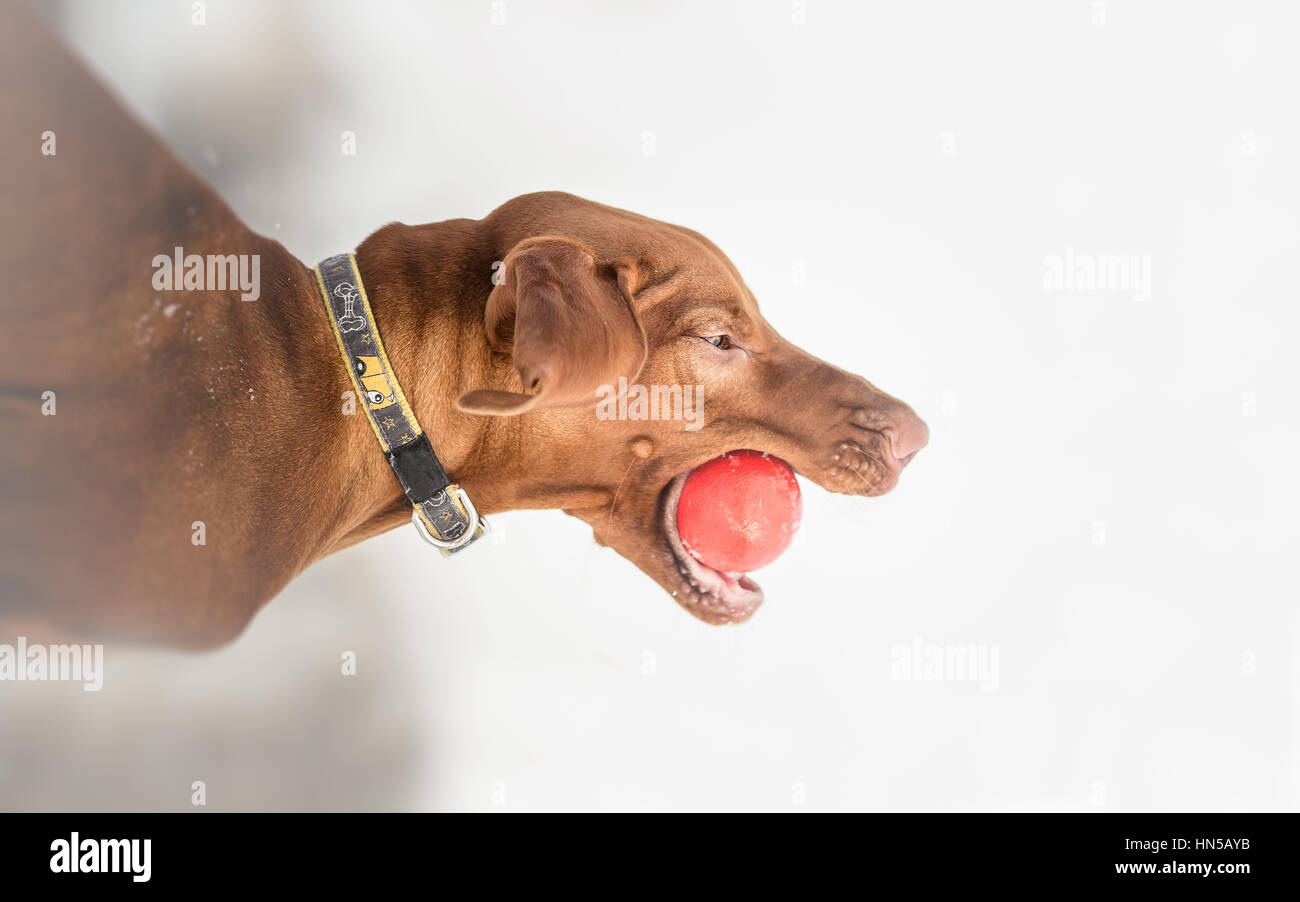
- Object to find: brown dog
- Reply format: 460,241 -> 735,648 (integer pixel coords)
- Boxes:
0,4 -> 926,648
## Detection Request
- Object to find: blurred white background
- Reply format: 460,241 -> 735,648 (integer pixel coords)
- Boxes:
2,0 -> 1296,811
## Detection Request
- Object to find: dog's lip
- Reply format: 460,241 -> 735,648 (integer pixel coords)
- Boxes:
660,472 -> 765,624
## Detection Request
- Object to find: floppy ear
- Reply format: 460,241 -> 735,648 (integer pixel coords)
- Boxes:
457,236 -> 647,416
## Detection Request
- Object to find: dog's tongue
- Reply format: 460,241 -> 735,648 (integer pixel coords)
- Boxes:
675,450 -> 802,574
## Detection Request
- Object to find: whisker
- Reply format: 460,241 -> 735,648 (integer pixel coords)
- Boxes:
604,457 -> 641,535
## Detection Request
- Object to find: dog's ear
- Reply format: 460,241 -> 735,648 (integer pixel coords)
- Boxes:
457,237 -> 647,416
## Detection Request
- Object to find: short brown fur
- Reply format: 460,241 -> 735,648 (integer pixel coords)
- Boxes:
0,4 -> 926,647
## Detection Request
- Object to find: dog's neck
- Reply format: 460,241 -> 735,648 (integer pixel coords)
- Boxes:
288,221 -> 499,555
265,219 -> 610,563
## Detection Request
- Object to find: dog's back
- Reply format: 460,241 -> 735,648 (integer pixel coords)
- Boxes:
0,2 -> 312,645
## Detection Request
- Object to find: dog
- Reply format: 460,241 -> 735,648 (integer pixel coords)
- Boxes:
0,3 -> 927,648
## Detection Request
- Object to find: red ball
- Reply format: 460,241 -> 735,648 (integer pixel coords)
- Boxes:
675,450 -> 802,573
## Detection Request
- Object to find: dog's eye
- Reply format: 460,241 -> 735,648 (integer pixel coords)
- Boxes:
704,335 -> 733,350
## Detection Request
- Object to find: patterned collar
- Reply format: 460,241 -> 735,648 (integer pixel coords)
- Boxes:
314,253 -> 487,554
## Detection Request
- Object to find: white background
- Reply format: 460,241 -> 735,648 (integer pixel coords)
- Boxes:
3,0 -> 1296,811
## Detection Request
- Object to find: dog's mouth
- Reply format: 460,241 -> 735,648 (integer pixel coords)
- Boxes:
659,472 -> 765,625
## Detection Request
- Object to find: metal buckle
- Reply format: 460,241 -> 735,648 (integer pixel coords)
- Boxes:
410,484 -> 487,551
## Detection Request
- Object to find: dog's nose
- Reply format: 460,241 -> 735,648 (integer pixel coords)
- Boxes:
847,399 -> 930,467
891,411 -> 929,467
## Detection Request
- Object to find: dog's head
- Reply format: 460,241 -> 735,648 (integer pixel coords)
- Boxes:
456,193 -> 928,624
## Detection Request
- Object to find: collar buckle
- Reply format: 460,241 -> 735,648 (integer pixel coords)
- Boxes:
411,484 -> 488,555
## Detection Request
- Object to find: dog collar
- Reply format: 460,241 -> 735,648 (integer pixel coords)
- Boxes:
314,253 -> 487,554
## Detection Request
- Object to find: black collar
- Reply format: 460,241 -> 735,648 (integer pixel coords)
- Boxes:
314,253 -> 487,554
